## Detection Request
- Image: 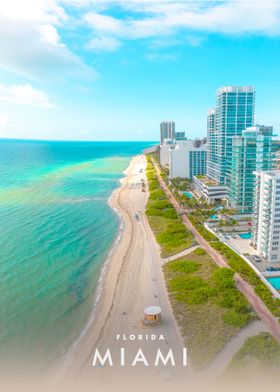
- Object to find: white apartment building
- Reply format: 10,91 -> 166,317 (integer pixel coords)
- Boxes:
160,139 -> 207,179
252,171 -> 280,263
159,139 -> 175,167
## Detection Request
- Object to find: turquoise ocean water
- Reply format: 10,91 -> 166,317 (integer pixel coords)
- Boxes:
0,139 -> 154,362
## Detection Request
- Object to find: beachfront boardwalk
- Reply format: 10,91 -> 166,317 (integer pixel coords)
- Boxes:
162,245 -> 200,263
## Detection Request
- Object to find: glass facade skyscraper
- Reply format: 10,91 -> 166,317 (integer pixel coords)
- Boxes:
207,86 -> 255,185
160,121 -> 175,143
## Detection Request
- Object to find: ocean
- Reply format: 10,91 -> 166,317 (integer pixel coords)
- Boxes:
0,139 -> 155,362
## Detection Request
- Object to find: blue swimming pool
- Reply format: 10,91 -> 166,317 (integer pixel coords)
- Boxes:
267,277 -> 280,290
239,233 -> 252,239
183,192 -> 193,199
210,215 -> 218,220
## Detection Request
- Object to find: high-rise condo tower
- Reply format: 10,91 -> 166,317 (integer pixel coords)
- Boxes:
207,86 -> 255,185
160,121 -> 175,144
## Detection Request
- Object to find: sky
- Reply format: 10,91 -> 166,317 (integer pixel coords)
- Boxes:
1,0 -> 280,141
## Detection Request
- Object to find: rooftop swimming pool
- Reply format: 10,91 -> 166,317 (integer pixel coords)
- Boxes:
267,276 -> 280,291
239,233 -> 252,239
183,191 -> 193,199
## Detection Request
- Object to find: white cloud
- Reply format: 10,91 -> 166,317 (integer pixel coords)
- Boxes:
39,24 -> 62,45
0,84 -> 54,108
86,35 -> 122,51
0,0 -> 67,23
146,52 -> 179,62
84,12 -> 124,34
82,0 -> 280,50
0,1 -> 280,77
0,1 -> 97,80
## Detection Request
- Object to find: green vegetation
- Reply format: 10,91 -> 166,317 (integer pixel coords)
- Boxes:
149,154 -> 280,317
210,242 -> 259,286
173,188 -> 199,209
146,157 -> 194,257
188,214 -> 218,242
255,282 -> 280,317
163,249 -> 256,369
210,242 -> 280,317
169,177 -> 207,209
170,177 -> 192,191
224,332 -> 280,378
217,218 -> 237,227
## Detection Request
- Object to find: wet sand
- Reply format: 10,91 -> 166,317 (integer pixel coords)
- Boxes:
64,154 -> 188,389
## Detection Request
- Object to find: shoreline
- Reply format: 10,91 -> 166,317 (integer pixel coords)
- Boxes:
59,155 -> 139,378
61,153 -> 185,386
58,157 -> 133,373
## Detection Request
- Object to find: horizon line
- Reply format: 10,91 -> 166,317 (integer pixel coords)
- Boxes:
0,137 -> 159,143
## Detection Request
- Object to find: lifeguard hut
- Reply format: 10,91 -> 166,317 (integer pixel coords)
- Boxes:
142,306 -> 162,327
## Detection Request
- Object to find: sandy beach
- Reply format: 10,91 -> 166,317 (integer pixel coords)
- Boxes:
61,154 -> 189,390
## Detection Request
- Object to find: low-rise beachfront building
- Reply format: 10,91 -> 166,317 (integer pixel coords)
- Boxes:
193,175 -> 227,203
252,170 -> 280,263
160,139 -> 207,179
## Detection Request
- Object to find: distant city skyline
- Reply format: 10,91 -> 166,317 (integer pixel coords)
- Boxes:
1,1 -> 280,141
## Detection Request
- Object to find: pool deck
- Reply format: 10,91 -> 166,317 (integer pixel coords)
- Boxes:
183,191 -> 193,199
219,236 -> 256,256
204,222 -> 280,299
